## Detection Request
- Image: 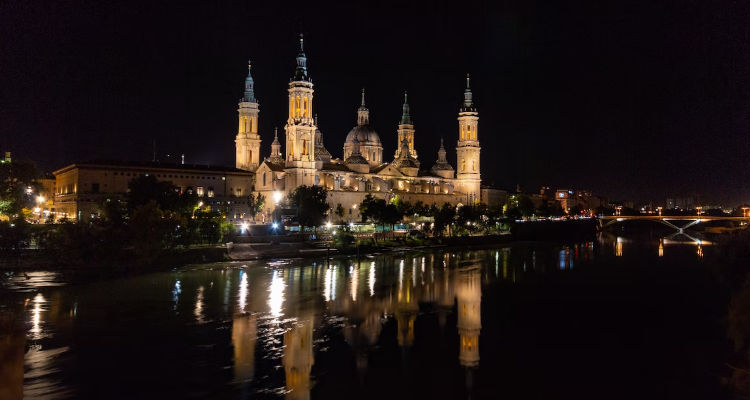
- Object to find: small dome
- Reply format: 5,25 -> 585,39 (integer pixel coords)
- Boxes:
345,125 -> 381,146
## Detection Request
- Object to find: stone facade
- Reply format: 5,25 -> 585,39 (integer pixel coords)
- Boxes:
52,162 -> 253,221
239,35 -> 482,220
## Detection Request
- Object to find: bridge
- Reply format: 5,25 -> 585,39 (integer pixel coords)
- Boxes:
599,215 -> 749,242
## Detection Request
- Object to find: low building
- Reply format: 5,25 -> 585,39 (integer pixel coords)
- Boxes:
52,161 -> 254,221
480,187 -> 508,208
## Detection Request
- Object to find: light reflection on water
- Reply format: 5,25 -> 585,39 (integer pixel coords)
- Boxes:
0,235 -> 716,399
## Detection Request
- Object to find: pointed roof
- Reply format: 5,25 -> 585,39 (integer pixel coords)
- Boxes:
460,74 -> 476,113
394,138 -> 419,169
345,136 -> 369,165
359,88 -> 367,110
432,137 -> 454,171
243,60 -> 257,103
400,91 -> 413,125
357,88 -> 370,126
269,127 -> 284,164
293,33 -> 310,82
314,114 -> 332,162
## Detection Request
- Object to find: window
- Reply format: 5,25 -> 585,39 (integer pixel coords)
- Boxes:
461,159 -> 466,172
472,160 -> 476,171
207,188 -> 215,198
263,172 -> 267,186
196,186 -> 205,197
236,188 -> 242,197
91,183 -> 100,193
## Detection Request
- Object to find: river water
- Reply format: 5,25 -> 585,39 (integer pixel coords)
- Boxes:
0,235 -> 733,399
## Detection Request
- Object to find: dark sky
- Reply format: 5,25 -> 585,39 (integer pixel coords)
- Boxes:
1,0 -> 749,205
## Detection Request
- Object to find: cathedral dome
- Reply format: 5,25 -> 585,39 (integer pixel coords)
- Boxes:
345,125 -> 381,146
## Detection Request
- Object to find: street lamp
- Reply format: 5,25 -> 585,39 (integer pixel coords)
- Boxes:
273,191 -> 283,205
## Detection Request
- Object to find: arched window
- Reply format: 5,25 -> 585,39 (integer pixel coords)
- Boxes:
472,159 -> 476,171
263,172 -> 267,186
303,97 -> 308,117
246,149 -> 252,165
295,96 -> 301,117
461,159 -> 466,171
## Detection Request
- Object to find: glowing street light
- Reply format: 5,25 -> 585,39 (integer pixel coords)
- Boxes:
273,191 -> 283,205
326,221 -> 332,229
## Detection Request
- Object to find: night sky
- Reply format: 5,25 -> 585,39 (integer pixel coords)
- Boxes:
1,1 -> 749,205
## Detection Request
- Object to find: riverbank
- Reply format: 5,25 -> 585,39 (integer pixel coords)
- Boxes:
0,219 -> 599,272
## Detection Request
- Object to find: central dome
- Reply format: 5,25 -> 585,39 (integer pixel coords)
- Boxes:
345,125 -> 381,145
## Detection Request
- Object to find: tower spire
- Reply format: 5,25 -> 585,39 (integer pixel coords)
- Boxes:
400,91 -> 412,125
293,33 -> 309,81
357,88 -> 370,126
243,60 -> 256,103
460,73 -> 475,112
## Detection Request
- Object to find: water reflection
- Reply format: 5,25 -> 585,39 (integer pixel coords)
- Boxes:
283,319 -> 313,400
1,236 -> 713,399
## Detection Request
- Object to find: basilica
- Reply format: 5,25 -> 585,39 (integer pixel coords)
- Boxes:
235,35 -> 481,220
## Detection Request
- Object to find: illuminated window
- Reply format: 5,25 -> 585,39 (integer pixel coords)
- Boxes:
461,159 -> 466,171
236,188 -> 242,197
472,160 -> 476,171
296,96 -> 301,117
196,186 -> 205,197
207,188 -> 215,198
303,97 -> 308,117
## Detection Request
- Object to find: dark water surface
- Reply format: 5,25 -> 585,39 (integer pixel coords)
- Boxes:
0,235 -> 732,399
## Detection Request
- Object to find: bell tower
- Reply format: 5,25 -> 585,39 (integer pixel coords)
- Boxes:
394,92 -> 418,160
456,74 -> 481,204
284,34 -> 318,187
235,60 -> 261,171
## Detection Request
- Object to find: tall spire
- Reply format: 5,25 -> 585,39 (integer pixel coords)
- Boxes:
357,88 -> 370,126
460,73 -> 476,112
293,33 -> 309,81
400,91 -> 412,125
269,127 -> 283,164
243,60 -> 256,103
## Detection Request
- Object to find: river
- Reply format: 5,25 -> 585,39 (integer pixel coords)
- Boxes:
0,234 -> 734,399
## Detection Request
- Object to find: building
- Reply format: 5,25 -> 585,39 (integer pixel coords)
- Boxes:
244,35 -> 482,220
480,186 -> 508,208
52,161 -> 253,221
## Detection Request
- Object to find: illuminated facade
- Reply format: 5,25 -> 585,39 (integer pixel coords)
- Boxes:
52,161 -> 253,221
239,35 -> 482,219
235,62 -> 262,171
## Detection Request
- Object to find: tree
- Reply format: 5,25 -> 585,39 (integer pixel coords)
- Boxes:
127,175 -> 197,215
288,185 -> 329,232
246,193 -> 265,222
433,203 -> 456,237
0,161 -> 42,218
360,194 -> 384,224
517,195 -> 535,217
334,204 -> 345,223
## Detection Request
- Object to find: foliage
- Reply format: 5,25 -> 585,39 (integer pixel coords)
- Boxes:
126,175 -> 198,215
433,203 -> 456,237
0,161 -> 42,217
246,192 -> 265,221
334,204 -> 345,223
333,229 -> 356,249
288,185 -> 329,230
0,218 -> 31,251
504,194 -> 534,218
